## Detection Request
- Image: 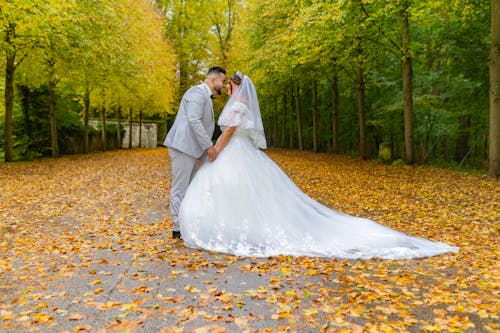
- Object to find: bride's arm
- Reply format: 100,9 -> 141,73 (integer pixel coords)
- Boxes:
215,126 -> 237,154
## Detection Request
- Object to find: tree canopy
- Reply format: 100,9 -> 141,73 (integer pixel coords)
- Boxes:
1,0 -> 176,159
1,0 -> 497,175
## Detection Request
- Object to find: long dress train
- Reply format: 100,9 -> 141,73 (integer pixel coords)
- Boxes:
179,128 -> 459,259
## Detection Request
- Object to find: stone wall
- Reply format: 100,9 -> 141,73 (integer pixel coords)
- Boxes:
122,122 -> 158,148
89,120 -> 158,148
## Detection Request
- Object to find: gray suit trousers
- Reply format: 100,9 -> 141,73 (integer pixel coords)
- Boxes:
168,147 -> 198,231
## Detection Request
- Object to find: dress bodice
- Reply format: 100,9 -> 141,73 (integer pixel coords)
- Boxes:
218,102 -> 266,148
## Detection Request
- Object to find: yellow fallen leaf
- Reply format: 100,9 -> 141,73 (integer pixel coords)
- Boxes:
0,310 -> 14,321
34,302 -> 48,310
68,313 -> 84,321
33,312 -> 54,323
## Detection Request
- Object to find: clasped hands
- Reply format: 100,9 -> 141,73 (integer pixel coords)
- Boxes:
207,146 -> 218,162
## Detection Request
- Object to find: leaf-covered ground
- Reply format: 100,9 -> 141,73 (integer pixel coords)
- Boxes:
0,148 -> 498,333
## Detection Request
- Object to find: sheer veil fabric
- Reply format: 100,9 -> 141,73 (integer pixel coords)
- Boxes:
178,73 -> 459,259
217,72 -> 266,149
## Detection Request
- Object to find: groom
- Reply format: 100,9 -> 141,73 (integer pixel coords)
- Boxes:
164,66 -> 226,239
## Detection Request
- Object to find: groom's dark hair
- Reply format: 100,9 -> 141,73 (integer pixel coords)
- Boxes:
207,66 -> 226,76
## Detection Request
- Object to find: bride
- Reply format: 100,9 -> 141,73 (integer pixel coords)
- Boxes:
179,72 -> 459,259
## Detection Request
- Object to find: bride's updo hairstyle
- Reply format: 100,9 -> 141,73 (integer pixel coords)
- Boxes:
230,73 -> 242,85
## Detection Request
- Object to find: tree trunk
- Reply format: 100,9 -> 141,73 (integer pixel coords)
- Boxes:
100,93 -> 107,151
48,61 -> 59,158
281,91 -> 286,147
312,80 -> 319,152
357,48 -> 368,159
490,0 -> 500,176
128,107 -> 133,149
19,85 -> 33,143
401,0 -> 415,164
273,96 -> 278,147
331,75 -> 340,154
354,0 -> 367,159
483,133 -> 488,167
83,86 -> 90,153
266,114 -> 272,145
139,109 -> 143,148
289,86 -> 294,148
176,0 -> 188,96
212,0 -> 234,66
443,136 -> 449,160
116,106 -> 122,149
455,115 -> 471,162
4,23 -> 16,162
295,84 -> 303,150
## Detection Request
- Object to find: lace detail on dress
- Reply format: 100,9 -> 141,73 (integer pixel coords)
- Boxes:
219,102 -> 255,129
219,103 -> 265,149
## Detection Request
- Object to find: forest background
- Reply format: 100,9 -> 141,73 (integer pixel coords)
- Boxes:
1,0 -> 499,177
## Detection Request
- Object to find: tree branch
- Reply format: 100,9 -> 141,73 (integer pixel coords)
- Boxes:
360,2 -> 401,55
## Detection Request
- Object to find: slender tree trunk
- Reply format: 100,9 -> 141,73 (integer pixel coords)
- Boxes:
115,106 -> 122,149
273,96 -> 278,147
295,84 -> 303,150
455,115 -> 471,162
4,23 -> 16,162
83,86 -> 90,153
48,61 -> 59,158
128,107 -> 133,149
178,0 -> 189,96
401,0 -> 415,164
19,85 -> 33,143
483,133 -> 488,167
139,109 -> 143,148
100,92 -> 107,151
490,0 -> 500,176
357,48 -> 368,159
443,136 -> 449,160
281,91 -> 286,147
354,0 -> 367,159
422,121 -> 433,162
312,80 -> 319,152
212,0 -> 234,66
331,75 -> 340,154
266,114 -> 272,145
49,82 -> 59,157
289,86 -> 294,148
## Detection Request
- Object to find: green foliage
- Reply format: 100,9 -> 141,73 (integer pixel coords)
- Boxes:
0,0 -> 492,171
10,85 -> 87,159
238,0 -> 490,170
1,0 -> 176,160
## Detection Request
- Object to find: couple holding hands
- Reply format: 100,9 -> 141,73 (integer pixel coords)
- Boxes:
164,66 -> 458,260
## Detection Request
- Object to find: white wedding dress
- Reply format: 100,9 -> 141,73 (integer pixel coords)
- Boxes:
179,75 -> 459,259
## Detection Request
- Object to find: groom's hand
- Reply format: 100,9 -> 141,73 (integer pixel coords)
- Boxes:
207,146 -> 218,162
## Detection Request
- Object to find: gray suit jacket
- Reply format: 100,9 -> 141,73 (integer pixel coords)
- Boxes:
164,84 -> 215,158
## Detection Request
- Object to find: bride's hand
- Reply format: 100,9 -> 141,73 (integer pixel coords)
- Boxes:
216,127 -> 236,155
207,146 -> 218,162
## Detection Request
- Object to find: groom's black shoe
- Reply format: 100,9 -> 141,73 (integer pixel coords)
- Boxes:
172,230 -> 182,239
